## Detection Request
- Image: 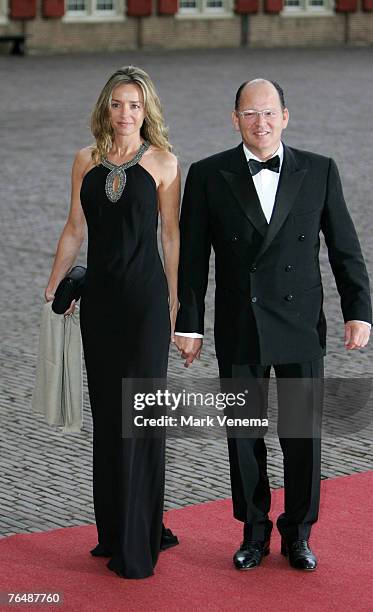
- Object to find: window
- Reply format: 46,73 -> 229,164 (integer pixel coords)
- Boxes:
206,0 -> 224,8
0,0 -> 8,23
283,0 -> 333,13
67,0 -> 87,13
179,0 -> 198,11
65,0 -> 124,19
96,0 -> 115,10
178,0 -> 232,16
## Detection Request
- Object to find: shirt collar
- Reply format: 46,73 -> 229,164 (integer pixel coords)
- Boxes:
243,141 -> 284,169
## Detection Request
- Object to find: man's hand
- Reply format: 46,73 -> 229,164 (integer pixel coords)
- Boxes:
174,336 -> 203,368
344,321 -> 371,350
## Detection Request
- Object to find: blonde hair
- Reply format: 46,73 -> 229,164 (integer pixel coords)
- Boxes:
90,66 -> 171,164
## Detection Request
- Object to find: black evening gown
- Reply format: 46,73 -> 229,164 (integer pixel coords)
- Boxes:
79,153 -> 170,579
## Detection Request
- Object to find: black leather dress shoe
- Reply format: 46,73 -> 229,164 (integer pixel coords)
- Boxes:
233,539 -> 270,570
160,524 -> 179,551
281,538 -> 317,570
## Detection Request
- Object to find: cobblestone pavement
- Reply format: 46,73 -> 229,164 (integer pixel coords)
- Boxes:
0,48 -> 372,538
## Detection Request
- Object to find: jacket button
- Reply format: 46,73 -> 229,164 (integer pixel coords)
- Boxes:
250,264 -> 257,273
251,297 -> 257,303
231,235 -> 239,242
285,265 -> 293,272
285,294 -> 294,301
298,234 -> 305,241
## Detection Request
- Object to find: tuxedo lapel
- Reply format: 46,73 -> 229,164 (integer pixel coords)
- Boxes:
255,145 -> 307,261
220,144 -> 268,237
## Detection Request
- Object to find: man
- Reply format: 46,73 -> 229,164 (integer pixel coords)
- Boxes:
174,79 -> 371,571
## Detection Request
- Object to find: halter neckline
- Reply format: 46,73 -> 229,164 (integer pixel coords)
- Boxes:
102,141 -> 150,170
101,141 -> 150,204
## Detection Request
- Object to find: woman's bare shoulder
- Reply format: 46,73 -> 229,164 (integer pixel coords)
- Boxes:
148,148 -> 178,179
74,145 -> 96,177
150,147 -> 178,166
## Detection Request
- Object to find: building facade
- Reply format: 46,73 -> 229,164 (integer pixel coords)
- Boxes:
1,0 -> 372,52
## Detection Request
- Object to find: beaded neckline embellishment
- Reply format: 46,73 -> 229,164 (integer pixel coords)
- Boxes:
101,141 -> 150,203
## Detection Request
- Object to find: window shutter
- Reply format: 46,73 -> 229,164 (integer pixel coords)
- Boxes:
42,0 -> 65,18
158,0 -> 178,14
264,0 -> 283,13
235,0 -> 259,13
127,0 -> 153,16
10,0 -> 37,19
335,0 -> 358,10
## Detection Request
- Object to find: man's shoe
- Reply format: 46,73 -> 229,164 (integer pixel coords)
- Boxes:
281,538 -> 317,571
233,539 -> 270,570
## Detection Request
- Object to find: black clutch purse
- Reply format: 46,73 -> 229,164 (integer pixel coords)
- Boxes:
52,266 -> 86,314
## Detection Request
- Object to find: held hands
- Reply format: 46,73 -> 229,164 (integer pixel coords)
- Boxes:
344,321 -> 370,350
44,288 -> 76,317
168,299 -> 202,366
174,336 -> 203,368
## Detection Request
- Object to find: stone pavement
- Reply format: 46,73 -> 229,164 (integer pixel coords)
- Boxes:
0,48 -> 372,538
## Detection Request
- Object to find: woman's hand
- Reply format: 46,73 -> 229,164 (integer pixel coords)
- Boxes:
44,288 -> 76,316
169,300 -> 180,343
63,299 -> 76,317
44,288 -> 55,302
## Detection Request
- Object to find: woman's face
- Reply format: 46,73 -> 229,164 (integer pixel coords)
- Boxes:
109,83 -> 146,138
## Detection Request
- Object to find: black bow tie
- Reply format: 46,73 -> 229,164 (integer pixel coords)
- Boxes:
248,155 -> 280,176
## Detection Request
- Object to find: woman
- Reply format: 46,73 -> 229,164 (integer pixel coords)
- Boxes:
45,66 -> 180,579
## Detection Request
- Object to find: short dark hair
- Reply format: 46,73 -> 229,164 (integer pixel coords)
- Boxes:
235,79 -> 286,110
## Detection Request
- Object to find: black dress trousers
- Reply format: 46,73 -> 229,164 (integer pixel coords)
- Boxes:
220,358 -> 324,542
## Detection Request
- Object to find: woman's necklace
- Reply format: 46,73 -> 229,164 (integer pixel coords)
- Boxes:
101,141 -> 150,203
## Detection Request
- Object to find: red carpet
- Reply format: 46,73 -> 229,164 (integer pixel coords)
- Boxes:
1,471 -> 372,612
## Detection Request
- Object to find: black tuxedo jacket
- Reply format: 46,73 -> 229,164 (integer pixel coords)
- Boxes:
175,143 -> 372,365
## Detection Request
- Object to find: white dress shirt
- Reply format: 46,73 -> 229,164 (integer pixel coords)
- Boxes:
176,142 -> 370,337
243,142 -> 283,223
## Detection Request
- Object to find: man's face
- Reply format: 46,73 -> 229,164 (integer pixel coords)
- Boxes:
232,82 -> 289,160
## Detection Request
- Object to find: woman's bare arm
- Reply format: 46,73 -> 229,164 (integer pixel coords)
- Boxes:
158,151 -> 181,341
45,147 -> 93,301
